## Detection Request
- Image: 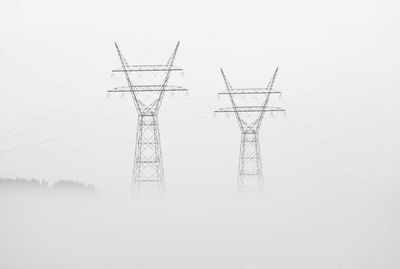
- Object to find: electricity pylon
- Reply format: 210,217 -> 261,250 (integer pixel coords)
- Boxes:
109,42 -> 187,193
215,68 -> 285,192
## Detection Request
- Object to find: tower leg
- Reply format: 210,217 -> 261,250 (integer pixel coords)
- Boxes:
132,114 -> 165,193
238,132 -> 263,192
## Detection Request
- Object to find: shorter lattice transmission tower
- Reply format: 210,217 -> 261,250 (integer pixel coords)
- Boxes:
109,42 -> 187,193
215,68 -> 285,192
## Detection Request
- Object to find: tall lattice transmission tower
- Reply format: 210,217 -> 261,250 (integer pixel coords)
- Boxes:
215,68 -> 285,192
109,42 -> 187,193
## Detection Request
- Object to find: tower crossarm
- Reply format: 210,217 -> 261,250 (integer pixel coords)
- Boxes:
112,64 -> 183,73
108,85 -> 188,93
214,106 -> 285,113
218,88 -> 282,95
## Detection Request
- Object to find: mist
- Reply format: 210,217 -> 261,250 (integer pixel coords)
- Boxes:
1,184 -> 398,269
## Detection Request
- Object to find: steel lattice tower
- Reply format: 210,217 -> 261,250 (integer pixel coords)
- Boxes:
109,42 -> 186,193
215,68 -> 285,192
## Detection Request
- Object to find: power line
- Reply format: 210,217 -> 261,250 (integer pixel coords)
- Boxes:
2,126 -> 132,176
0,107 -> 131,163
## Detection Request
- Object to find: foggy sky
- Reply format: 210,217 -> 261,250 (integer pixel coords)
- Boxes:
0,0 -> 399,268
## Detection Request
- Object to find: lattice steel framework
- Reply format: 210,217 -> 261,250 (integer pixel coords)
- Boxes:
215,68 -> 285,192
109,42 -> 186,193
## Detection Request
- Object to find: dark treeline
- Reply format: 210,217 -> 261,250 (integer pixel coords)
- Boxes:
0,177 -> 96,193
51,180 -> 96,192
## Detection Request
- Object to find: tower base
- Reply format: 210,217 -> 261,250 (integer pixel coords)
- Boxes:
132,114 -> 165,193
238,132 -> 263,192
